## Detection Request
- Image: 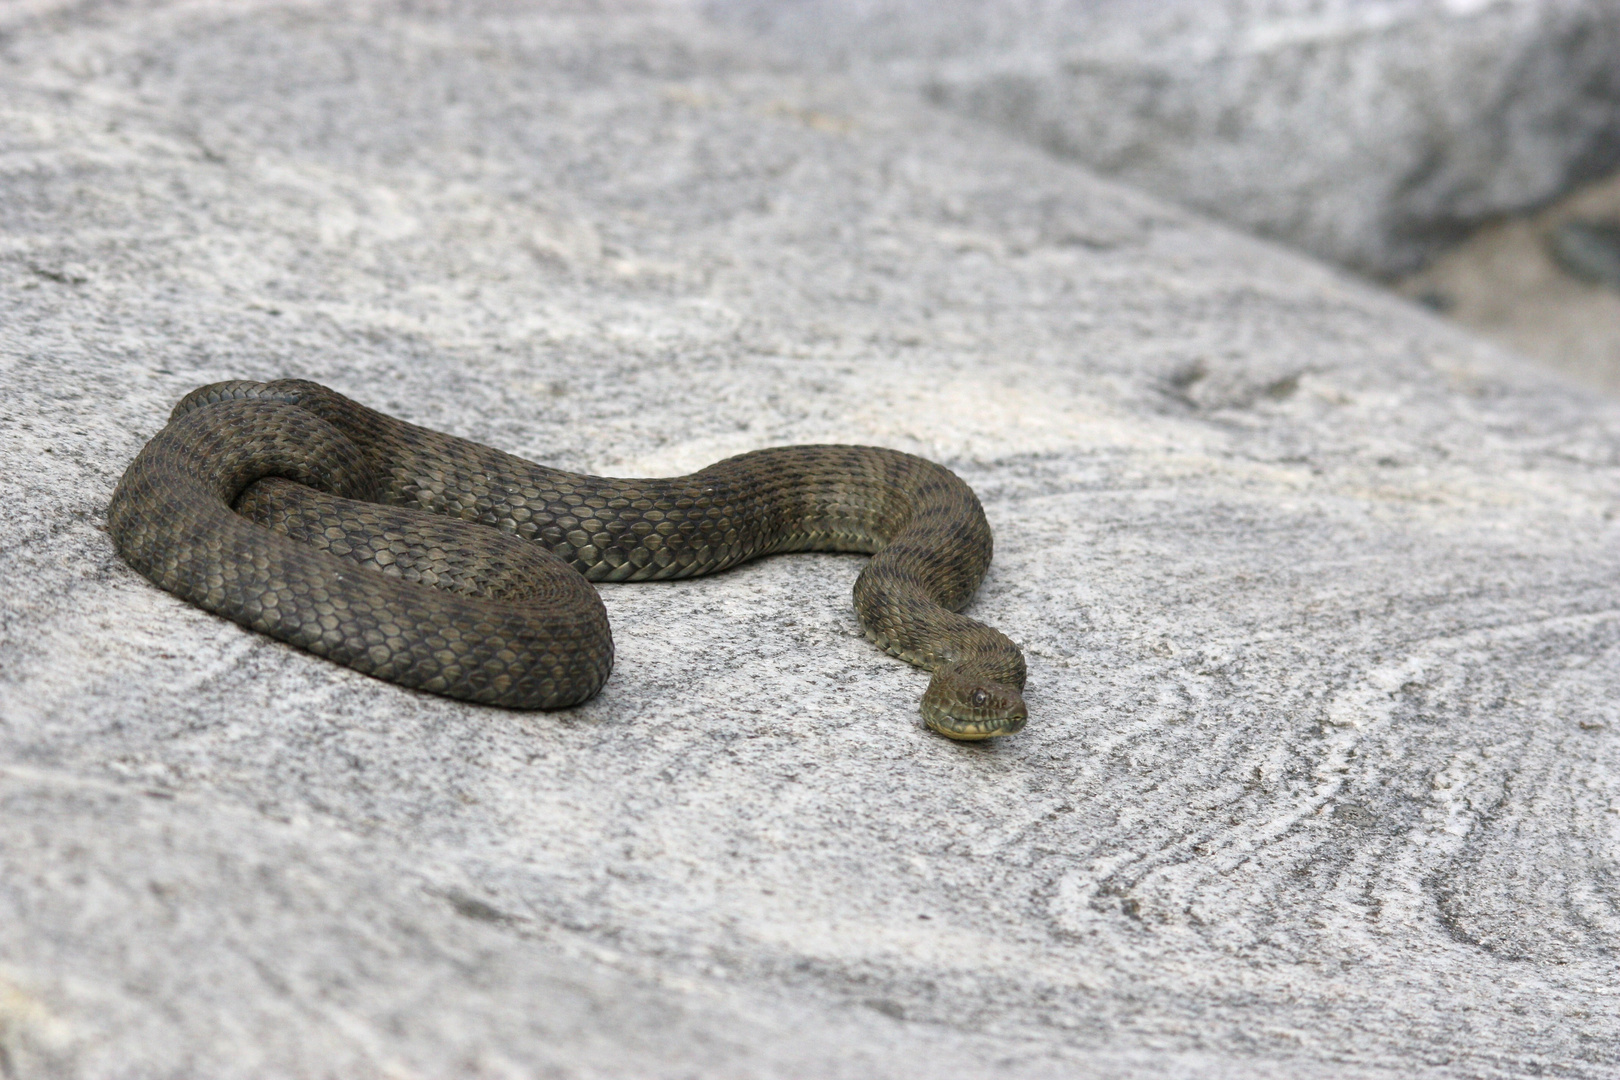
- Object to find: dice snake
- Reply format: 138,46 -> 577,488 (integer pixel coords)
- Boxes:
106,380 -> 1027,738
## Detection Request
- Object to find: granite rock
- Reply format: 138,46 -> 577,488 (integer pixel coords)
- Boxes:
709,0 -> 1620,277
1,2 -> 1618,1077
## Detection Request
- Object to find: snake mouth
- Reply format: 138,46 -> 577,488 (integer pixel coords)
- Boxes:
925,712 -> 1028,740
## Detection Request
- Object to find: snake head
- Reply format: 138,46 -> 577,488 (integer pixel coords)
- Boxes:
920,670 -> 1027,740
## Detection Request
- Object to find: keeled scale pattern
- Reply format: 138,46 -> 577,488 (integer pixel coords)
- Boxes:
107,380 -> 1025,735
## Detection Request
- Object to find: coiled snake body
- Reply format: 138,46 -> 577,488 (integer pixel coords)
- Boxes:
107,380 -> 1027,738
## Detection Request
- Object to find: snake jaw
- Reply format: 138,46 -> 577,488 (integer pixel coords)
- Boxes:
926,713 -> 1028,740
920,671 -> 1028,740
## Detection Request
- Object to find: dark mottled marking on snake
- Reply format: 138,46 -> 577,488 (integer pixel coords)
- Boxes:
106,380 -> 1027,738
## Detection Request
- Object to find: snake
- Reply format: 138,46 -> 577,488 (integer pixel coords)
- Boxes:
105,379 -> 1028,738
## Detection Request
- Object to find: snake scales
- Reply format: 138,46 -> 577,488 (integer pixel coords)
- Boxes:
107,380 -> 1028,738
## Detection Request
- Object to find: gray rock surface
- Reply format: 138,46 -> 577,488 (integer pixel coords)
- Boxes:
2,1 -> 1619,1077
708,0 -> 1620,277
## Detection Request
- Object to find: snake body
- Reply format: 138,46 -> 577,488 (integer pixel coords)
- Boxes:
107,380 -> 1027,738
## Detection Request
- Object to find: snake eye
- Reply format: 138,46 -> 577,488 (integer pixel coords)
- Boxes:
970,688 -> 990,709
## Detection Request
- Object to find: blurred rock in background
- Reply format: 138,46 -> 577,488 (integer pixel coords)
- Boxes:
710,0 -> 1620,388
707,0 -> 1620,278
1399,167 -> 1620,393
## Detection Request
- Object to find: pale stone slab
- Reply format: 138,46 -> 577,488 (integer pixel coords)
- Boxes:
1,2 -> 1617,1077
